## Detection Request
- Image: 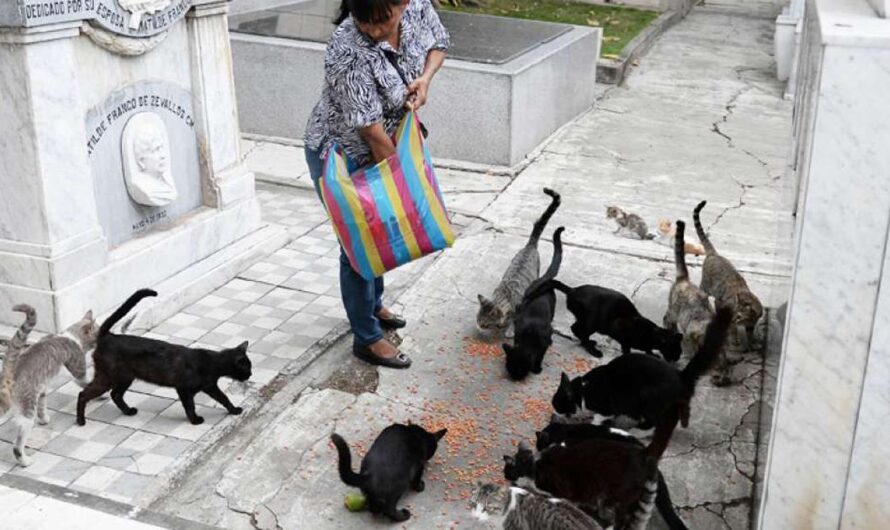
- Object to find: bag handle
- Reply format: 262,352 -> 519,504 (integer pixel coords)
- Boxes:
383,50 -> 429,139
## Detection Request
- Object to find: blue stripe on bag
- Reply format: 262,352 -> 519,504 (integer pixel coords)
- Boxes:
364,165 -> 411,266
324,150 -> 374,279
397,126 -> 447,250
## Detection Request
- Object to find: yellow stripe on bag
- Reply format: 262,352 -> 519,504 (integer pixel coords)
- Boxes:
336,157 -> 385,276
408,122 -> 455,246
379,163 -> 423,260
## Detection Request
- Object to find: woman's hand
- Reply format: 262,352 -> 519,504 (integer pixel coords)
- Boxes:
407,75 -> 430,109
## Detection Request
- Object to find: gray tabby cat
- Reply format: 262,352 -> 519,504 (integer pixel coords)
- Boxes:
663,221 -> 724,381
470,483 -> 602,530
693,201 -> 764,351
606,206 -> 655,240
477,188 -> 561,334
0,306 -> 98,466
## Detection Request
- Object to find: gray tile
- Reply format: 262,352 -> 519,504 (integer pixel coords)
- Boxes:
106,471 -> 155,502
43,456 -> 93,485
151,437 -> 192,458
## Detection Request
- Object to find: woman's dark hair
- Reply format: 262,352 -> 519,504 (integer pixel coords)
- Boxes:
334,0 -> 403,25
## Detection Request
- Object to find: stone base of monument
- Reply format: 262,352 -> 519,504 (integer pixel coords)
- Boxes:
229,6 -> 601,167
0,0 -> 275,333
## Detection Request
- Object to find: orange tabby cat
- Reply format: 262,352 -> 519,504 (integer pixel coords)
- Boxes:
656,219 -> 705,256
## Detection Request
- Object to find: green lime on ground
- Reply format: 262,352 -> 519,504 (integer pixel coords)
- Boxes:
344,492 -> 368,512
440,0 -> 659,57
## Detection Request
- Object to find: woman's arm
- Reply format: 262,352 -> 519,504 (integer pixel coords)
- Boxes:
360,123 -> 397,163
408,49 -> 446,109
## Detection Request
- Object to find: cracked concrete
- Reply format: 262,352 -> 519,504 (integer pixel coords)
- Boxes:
149,3 -> 793,530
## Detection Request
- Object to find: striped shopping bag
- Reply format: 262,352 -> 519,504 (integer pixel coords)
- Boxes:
319,110 -> 456,281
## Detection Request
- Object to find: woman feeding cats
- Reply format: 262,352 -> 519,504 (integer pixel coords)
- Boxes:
303,0 -> 450,369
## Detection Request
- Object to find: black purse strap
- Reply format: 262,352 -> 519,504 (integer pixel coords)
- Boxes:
383,50 -> 429,139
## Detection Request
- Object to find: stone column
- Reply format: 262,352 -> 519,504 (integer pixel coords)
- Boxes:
187,0 -> 255,209
759,0 -> 890,526
0,22 -> 107,331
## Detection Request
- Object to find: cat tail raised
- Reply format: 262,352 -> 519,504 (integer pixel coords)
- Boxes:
0,304 -> 35,413
655,470 -> 690,530
99,289 -> 158,337
692,201 -> 716,255
330,433 -> 364,488
527,188 -> 561,244
674,221 -> 689,280
679,306 -> 733,391
521,228 -> 565,302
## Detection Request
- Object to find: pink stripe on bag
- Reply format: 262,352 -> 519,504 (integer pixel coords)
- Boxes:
352,169 -> 397,270
389,161 -> 434,254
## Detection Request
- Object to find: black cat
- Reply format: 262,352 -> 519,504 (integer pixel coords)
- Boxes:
535,417 -> 689,530
545,281 -> 682,361
552,306 -> 732,429
331,424 -> 447,522
77,289 -> 251,426
505,404 -> 683,530
502,227 -> 565,381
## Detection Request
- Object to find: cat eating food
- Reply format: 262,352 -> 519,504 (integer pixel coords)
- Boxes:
469,482 -> 603,529
502,227 -> 564,381
544,281 -> 682,361
504,403 -> 683,530
664,220 -> 718,372
1,305 -> 98,466
693,201 -> 764,353
606,206 -> 655,240
552,306 -> 732,429
77,289 -> 251,426
535,417 -> 689,530
331,423 -> 446,522
477,188 -> 561,336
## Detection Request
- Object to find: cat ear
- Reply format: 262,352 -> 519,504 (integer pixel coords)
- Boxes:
83,309 -> 94,321
559,372 -> 571,386
235,341 -> 249,352
501,343 -> 513,355
477,294 -> 490,307
434,428 -> 447,440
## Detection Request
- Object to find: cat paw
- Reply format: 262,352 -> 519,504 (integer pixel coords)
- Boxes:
76,416 -> 86,426
37,415 -> 50,426
393,509 -> 411,522
13,448 -> 32,467
228,407 -> 243,415
412,480 -> 425,492
124,407 -> 138,416
190,416 -> 205,425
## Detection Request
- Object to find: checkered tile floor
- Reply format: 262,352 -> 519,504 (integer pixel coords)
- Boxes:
0,184 -> 407,505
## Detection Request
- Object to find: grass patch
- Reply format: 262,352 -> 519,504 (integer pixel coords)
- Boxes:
441,0 -> 660,57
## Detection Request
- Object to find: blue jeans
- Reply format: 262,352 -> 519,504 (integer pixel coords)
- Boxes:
305,146 -> 384,346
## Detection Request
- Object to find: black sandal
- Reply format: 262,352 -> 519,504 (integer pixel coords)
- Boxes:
353,343 -> 412,369
376,313 -> 407,330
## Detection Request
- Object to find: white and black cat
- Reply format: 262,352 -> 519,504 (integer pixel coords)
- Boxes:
331,423 -> 447,522
504,404 -> 683,530
551,306 -> 732,429
535,418 -> 689,530
1,305 -> 98,466
477,188 -> 561,335
544,281 -> 682,361
469,482 -> 603,529
502,227 -> 564,381
77,289 -> 251,426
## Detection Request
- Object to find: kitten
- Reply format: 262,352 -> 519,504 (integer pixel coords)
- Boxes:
664,220 -> 723,381
535,418 -> 689,530
77,289 -> 251,426
502,227 -> 565,381
694,201 -> 764,351
478,188 -> 561,335
504,404 -> 682,530
606,206 -> 654,240
331,423 -> 447,522
654,219 -> 705,256
545,281 -> 682,361
469,482 -> 603,529
1,305 -> 98,466
551,306 -> 732,429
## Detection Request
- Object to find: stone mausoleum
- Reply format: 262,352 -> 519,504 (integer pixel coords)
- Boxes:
0,0 -> 285,333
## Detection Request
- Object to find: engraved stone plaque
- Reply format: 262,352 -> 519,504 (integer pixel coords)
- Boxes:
85,81 -> 202,247
16,0 -> 191,37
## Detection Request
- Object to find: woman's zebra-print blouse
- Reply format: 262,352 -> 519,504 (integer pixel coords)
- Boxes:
304,0 -> 450,167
